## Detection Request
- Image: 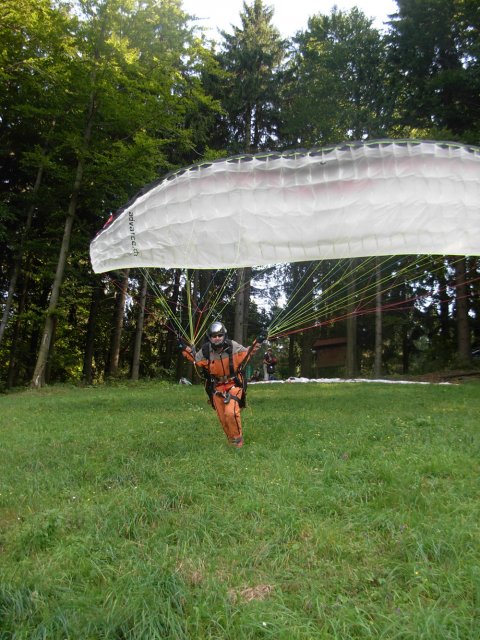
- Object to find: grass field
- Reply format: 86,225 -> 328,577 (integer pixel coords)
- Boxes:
1,380 -> 479,639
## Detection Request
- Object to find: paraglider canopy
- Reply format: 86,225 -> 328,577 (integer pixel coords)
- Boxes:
90,139 -> 480,274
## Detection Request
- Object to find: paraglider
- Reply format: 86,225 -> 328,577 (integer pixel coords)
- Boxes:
90,139 -> 480,274
89,138 -> 480,348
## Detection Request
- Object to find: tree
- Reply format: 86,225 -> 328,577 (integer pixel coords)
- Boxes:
131,274 -> 148,381
214,1 -> 286,343
0,0 -> 221,387
281,7 -> 393,147
388,0 -> 480,140
82,280 -> 103,384
279,262 -> 317,377
107,270 -> 129,378
373,258 -> 383,377
345,262 -> 359,377
454,258 -> 471,364
216,0 -> 286,153
233,268 -> 250,344
0,0 -> 74,353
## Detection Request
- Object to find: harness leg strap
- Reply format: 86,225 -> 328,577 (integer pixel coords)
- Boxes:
213,390 -> 241,405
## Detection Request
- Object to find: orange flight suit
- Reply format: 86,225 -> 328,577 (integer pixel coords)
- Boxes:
183,340 -> 251,446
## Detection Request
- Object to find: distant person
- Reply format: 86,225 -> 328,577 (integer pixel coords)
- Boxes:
263,348 -> 277,381
250,368 -> 261,382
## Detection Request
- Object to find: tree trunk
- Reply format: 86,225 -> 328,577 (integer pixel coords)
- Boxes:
373,258 -> 382,377
164,269 -> 181,368
234,267 -> 250,344
31,93 -> 96,388
345,264 -> 358,377
0,160 -> 46,347
131,274 -> 148,380
191,270 -> 200,343
455,257 -> 471,363
300,331 -> 313,377
6,264 -> 30,388
402,323 -> 410,374
30,209 -> 77,388
244,105 -> 253,153
108,269 -> 129,378
288,334 -> 296,376
289,262 -> 315,376
242,267 -> 251,344
82,281 -> 102,384
469,257 -> 480,343
44,315 -> 58,384
438,258 -> 450,342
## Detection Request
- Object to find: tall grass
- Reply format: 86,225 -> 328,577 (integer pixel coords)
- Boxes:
1,380 -> 479,639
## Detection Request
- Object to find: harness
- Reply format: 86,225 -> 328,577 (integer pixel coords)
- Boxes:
200,339 -> 247,408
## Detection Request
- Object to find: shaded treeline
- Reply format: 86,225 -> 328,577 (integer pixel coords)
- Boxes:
1,0 -> 479,388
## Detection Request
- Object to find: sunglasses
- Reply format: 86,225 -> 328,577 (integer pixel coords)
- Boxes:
210,333 -> 224,338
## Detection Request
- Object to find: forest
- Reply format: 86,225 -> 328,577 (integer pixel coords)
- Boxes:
1,0 -> 480,389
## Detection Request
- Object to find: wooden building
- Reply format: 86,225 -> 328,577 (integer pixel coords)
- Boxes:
312,337 -> 347,368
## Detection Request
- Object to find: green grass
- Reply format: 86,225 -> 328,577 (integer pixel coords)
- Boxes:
1,380 -> 479,639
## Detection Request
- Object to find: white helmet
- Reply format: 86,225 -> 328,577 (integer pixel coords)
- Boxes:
207,321 -> 227,348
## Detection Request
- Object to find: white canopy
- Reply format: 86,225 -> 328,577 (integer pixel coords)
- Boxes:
90,140 -> 480,273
